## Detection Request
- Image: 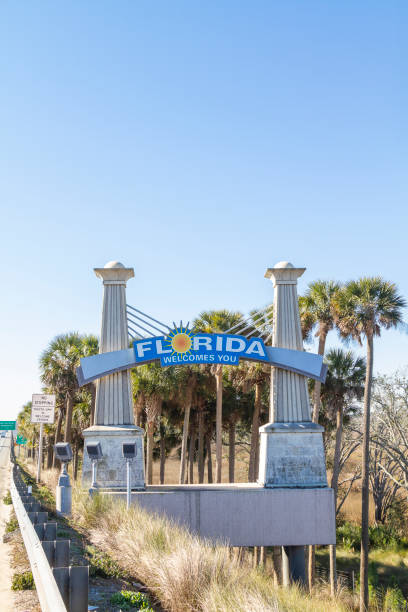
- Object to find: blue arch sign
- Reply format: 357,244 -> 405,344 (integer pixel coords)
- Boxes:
76,327 -> 327,387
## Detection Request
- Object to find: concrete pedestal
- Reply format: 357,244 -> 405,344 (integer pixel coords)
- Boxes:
56,484 -> 72,516
56,464 -> 72,516
258,422 -> 327,488
82,425 -> 145,490
282,546 -> 306,586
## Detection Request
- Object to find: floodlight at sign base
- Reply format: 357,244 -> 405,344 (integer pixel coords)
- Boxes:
86,441 -> 103,460
54,442 -> 73,462
122,442 -> 137,459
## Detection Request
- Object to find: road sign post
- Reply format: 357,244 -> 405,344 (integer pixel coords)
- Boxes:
31,394 -> 56,483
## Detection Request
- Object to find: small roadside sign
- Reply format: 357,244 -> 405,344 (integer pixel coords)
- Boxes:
0,421 -> 16,430
31,394 -> 56,424
16,434 -> 27,445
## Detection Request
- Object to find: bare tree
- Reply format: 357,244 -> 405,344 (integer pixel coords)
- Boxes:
371,372 -> 408,499
334,424 -> 362,516
369,444 -> 399,523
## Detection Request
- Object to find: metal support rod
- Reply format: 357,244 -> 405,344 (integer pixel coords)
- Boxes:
37,423 -> 43,483
126,460 -> 131,509
91,460 -> 97,489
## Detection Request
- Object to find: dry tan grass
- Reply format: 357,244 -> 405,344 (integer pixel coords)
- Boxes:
22,461 -> 355,612
23,461 -> 352,611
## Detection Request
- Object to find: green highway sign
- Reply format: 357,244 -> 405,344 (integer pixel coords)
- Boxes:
0,421 -> 16,431
16,435 -> 27,445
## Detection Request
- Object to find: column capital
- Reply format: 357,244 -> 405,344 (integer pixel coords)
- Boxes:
264,262 -> 305,287
94,261 -> 134,285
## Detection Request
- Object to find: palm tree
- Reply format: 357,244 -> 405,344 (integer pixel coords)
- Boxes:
40,333 -> 98,444
333,278 -> 406,611
133,364 -> 177,484
176,367 -> 202,484
17,402 -> 36,457
321,348 -> 365,595
299,280 -> 341,588
227,361 -> 269,481
299,281 -> 342,423
193,310 -> 243,483
81,335 -> 99,425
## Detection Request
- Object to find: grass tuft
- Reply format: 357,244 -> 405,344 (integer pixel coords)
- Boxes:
12,571 -> 35,590
5,517 -> 19,533
3,490 -> 12,505
110,590 -> 154,610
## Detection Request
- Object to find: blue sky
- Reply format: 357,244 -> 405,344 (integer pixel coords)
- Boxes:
0,1 -> 407,419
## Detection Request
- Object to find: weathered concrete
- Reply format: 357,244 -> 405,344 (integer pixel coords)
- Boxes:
258,422 -> 327,488
260,262 -> 327,490
82,425 -> 145,489
81,261 -> 146,489
108,484 -> 336,546
93,261 -> 135,426
265,262 -> 311,423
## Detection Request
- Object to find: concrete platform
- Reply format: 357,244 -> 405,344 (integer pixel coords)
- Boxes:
107,483 -> 336,546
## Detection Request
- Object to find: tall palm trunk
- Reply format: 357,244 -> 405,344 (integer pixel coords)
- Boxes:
249,383 -> 261,481
189,424 -> 196,484
206,433 -> 213,483
360,335 -> 374,612
179,389 -> 193,484
53,408 -> 64,467
272,547 -> 282,586
312,333 -> 327,422
47,435 -> 54,469
90,383 -> 96,426
64,393 -> 74,443
73,442 -> 79,480
215,366 -> 223,483
159,435 -> 166,484
228,420 -> 235,483
309,331 -> 327,590
329,403 -> 343,595
146,421 -> 155,484
198,401 -> 205,483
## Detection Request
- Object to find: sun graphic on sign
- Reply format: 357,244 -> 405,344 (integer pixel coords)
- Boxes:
165,324 -> 196,355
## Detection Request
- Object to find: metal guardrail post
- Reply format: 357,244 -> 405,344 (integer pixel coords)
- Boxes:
42,540 -> 71,568
10,468 -> 67,612
52,566 -> 89,611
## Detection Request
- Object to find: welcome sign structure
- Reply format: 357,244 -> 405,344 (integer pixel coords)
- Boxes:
77,324 -> 326,385
78,260 -> 335,587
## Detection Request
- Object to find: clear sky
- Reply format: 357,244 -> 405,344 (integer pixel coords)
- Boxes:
0,1 -> 407,420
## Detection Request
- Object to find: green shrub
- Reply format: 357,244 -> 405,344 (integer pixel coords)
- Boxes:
5,518 -> 19,533
337,521 -> 407,552
369,524 -> 400,550
110,590 -> 153,611
3,490 -> 12,505
11,571 -> 35,590
383,585 -> 406,611
336,522 -> 361,551
36,485 -> 54,505
85,545 -> 130,580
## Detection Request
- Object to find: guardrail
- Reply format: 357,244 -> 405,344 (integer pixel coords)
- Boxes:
10,463 -> 88,612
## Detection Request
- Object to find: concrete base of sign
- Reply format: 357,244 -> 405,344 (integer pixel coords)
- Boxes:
56,484 -> 72,516
82,425 -> 145,490
258,422 -> 327,488
106,484 -> 336,546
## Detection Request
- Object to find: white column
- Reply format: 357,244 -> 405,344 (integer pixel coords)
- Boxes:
81,261 -> 145,490
266,262 -> 311,423
258,261 -> 327,488
93,261 -> 134,426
